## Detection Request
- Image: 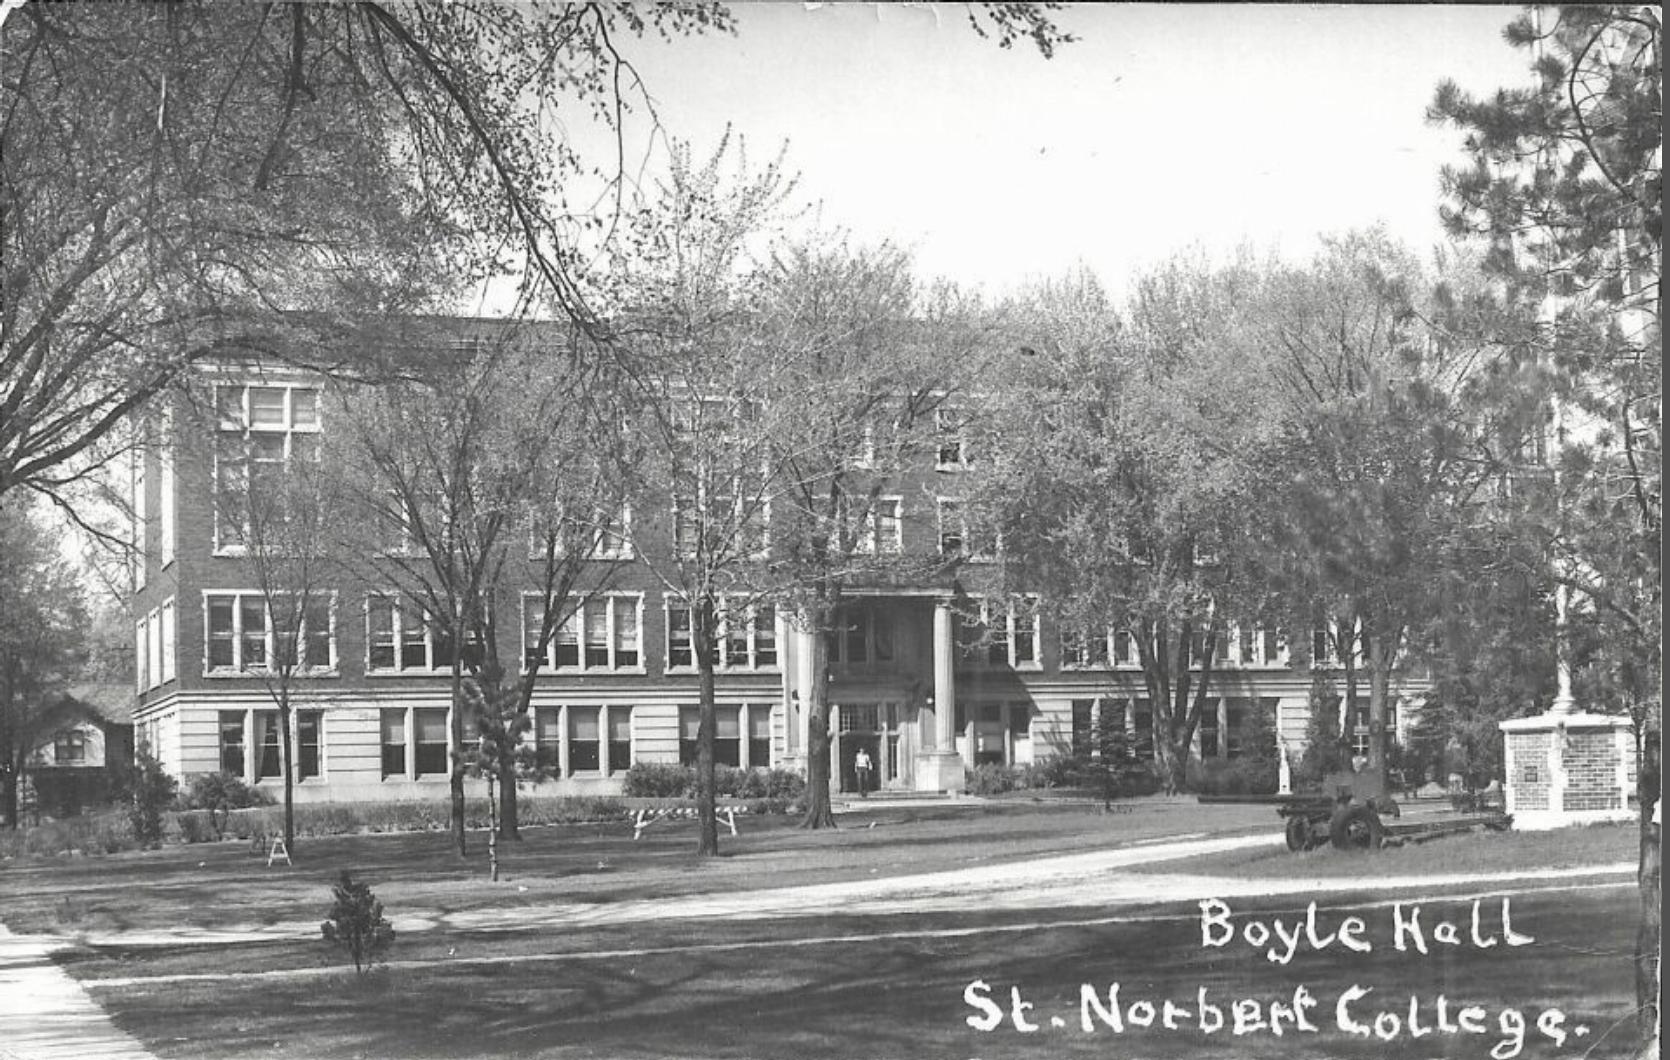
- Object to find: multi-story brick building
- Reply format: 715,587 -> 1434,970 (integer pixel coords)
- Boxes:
130,346 -> 1427,803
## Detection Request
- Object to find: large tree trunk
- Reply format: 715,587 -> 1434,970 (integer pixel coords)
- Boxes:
799,615 -> 836,829
1,763 -> 18,829
694,596 -> 720,857
279,693 -> 295,858
1364,621 -> 1397,774
449,661 -> 467,858
498,750 -> 519,841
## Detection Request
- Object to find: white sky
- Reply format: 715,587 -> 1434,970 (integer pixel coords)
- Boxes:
564,2 -> 1532,303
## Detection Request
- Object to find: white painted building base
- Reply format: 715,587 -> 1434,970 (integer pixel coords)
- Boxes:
915,750 -> 967,794
1500,710 -> 1636,831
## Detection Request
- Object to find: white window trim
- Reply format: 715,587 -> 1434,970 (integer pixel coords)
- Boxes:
935,408 -> 967,471
203,590 -> 339,677
963,598 -> 1042,670
159,597 -> 177,684
159,407 -> 176,568
212,382 -> 322,556
534,704 -> 634,778
524,592 -> 645,674
663,597 -> 779,673
364,593 -> 477,676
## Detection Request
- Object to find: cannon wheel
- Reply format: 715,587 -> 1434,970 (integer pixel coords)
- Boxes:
1329,804 -> 1384,851
1284,814 -> 1316,852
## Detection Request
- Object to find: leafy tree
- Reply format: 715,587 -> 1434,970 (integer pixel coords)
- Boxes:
973,261 -> 1270,793
127,751 -> 178,849
757,241 -> 987,828
0,501 -> 88,827
195,377 -> 342,859
0,2 -> 743,517
603,135 -> 800,856
335,329 -> 632,860
1432,14 -> 1659,1040
1246,232 -> 1528,775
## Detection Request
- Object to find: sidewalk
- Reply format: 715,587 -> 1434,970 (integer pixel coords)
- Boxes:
0,925 -> 156,1060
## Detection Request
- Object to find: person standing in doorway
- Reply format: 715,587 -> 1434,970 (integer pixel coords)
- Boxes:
854,747 -> 873,797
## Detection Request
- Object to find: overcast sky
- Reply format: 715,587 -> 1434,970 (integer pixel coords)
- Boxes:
564,3 -> 1532,304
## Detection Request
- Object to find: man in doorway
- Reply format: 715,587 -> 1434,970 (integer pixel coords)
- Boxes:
854,747 -> 873,798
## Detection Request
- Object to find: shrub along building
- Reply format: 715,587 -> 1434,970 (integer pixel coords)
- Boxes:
129,342 -> 1430,803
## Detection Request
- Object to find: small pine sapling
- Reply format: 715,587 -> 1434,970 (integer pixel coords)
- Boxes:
321,871 -> 395,974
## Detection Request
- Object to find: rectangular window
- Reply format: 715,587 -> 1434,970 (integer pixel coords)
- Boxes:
220,712 -> 246,776
303,597 -> 333,670
874,498 -> 903,554
135,619 -> 149,693
1131,699 -> 1154,761
1061,629 -> 1109,669
715,706 -> 741,767
132,447 -> 147,589
160,599 -> 176,683
413,708 -> 449,776
527,595 -> 641,672
213,383 -> 323,551
380,710 -> 407,779
54,729 -> 87,763
591,503 -> 633,560
159,411 -> 175,567
1071,699 -> 1095,759
747,704 -> 772,768
1199,702 -> 1220,758
666,603 -> 695,670
936,408 -> 965,469
1222,701 -> 1249,757
534,707 -> 561,772
607,707 -> 633,773
569,707 -> 601,773
938,499 -> 964,556
678,706 -> 700,766
255,712 -> 281,780
297,711 -> 322,780
366,595 -> 464,673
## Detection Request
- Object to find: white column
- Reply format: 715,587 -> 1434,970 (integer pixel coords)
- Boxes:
933,599 -> 955,751
795,621 -> 815,759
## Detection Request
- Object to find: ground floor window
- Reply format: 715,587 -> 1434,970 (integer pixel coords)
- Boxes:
679,705 -> 769,769
536,705 -> 635,777
297,711 -> 322,780
218,712 -> 245,775
255,712 -> 282,781
413,708 -> 450,777
1199,706 -> 1220,758
381,710 -> 407,779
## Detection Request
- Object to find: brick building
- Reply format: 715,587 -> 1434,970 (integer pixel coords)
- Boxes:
130,346 -> 1427,802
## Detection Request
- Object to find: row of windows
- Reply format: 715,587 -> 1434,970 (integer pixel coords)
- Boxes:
1059,626 -> 1292,670
136,599 -> 177,692
213,705 -> 774,783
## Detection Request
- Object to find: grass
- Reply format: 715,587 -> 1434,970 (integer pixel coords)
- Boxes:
0,798 -> 1273,936
69,887 -> 1646,1059
1129,818 -> 1641,879
6,799 -> 1647,1059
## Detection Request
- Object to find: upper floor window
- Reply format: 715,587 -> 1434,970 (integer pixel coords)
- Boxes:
938,498 -> 965,556
1226,625 -> 1288,667
852,497 -> 904,556
665,598 -> 778,671
935,408 -> 966,470
53,729 -> 88,764
958,598 -> 1040,669
213,383 -> 321,551
826,605 -> 895,667
366,594 -> 480,673
206,591 -> 336,674
523,594 -> 643,672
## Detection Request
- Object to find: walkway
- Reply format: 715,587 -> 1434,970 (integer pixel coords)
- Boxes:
0,925 -> 156,1060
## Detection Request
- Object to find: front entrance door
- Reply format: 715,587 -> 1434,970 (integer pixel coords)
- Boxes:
835,702 -> 912,791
